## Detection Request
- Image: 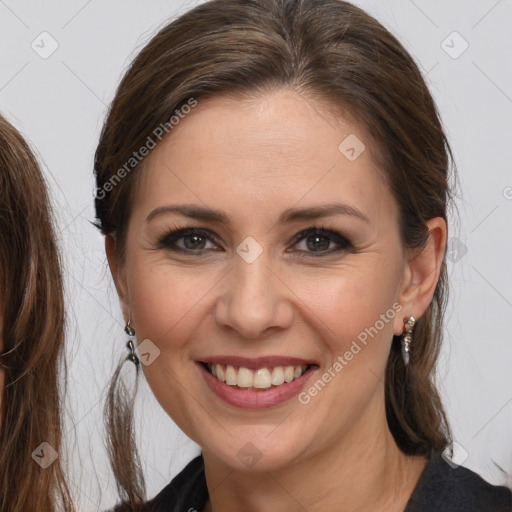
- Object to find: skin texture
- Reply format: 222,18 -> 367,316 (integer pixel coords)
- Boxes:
107,88 -> 447,512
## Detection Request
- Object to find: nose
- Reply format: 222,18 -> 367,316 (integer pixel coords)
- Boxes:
214,248 -> 294,339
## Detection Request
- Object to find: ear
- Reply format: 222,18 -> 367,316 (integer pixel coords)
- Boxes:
393,217 -> 447,336
105,235 -> 129,322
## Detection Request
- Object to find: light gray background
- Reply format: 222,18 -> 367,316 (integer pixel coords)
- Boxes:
1,1 -> 511,510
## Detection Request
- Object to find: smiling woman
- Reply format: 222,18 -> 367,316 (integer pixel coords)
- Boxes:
94,1 -> 511,511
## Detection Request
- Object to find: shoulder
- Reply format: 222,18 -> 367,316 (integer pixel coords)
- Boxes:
145,454 -> 208,512
105,455 -> 207,512
405,451 -> 512,512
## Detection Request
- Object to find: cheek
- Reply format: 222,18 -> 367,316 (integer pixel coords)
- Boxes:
298,259 -> 402,344
128,251 -> 403,353
126,257 -> 221,373
126,261 -> 206,427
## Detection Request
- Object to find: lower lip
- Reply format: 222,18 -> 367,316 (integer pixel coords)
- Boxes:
197,362 -> 317,409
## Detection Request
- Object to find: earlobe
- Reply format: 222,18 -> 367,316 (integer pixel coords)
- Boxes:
105,235 -> 129,316
394,217 -> 447,335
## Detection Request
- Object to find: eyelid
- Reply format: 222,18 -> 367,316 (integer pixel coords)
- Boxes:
157,226 -> 220,250
156,224 -> 353,255
289,226 -> 354,255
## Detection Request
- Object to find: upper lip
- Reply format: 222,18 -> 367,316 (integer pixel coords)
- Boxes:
197,356 -> 317,369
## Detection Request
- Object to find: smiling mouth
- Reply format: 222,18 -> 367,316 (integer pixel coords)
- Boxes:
201,362 -> 317,391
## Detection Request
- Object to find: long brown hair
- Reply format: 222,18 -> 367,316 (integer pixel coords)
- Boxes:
95,0 -> 456,506
0,114 -> 74,511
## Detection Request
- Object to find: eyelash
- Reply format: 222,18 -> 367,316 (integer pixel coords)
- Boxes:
156,224 -> 355,258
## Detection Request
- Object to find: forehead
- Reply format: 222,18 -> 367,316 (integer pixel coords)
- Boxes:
134,89 -> 397,227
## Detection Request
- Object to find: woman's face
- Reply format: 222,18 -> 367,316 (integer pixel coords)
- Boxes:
108,89 -> 440,471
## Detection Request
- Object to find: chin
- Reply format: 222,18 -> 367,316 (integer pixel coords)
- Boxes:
202,431 -> 310,473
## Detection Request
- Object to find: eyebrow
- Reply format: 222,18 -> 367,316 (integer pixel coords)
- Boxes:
146,203 -> 370,227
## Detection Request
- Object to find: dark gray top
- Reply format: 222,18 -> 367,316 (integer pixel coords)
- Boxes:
114,450 -> 512,511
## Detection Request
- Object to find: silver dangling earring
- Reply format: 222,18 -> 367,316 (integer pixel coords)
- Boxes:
124,318 -> 135,336
401,316 -> 415,366
125,319 -> 139,365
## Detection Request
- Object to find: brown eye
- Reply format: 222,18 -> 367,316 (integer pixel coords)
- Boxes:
290,227 -> 353,257
157,225 -> 353,258
158,228 -> 219,253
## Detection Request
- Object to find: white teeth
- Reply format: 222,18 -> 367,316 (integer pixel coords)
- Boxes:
207,363 -> 308,389
271,366 -> 285,386
253,368 -> 272,389
225,365 -> 237,385
284,366 -> 295,382
237,367 -> 253,388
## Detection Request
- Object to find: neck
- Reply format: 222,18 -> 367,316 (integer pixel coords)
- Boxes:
202,399 -> 427,512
